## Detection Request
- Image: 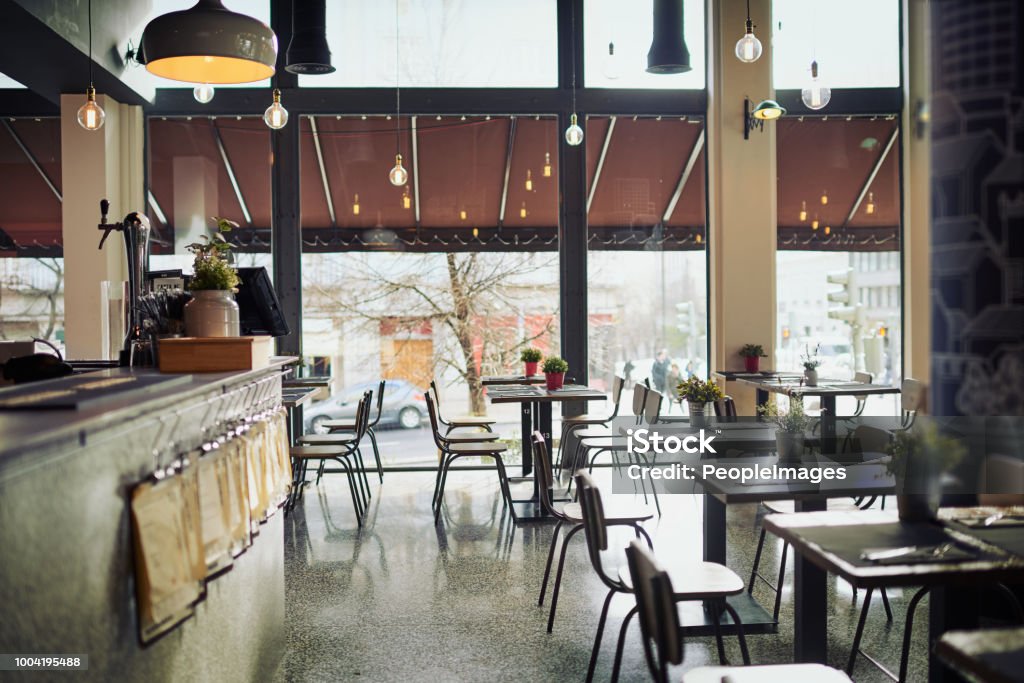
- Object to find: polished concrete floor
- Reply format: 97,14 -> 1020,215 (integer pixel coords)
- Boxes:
275,467 -> 930,682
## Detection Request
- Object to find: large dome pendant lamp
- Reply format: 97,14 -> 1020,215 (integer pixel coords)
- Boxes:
139,0 -> 277,84
646,0 -> 692,74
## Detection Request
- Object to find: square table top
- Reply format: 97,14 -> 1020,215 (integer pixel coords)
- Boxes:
733,376 -> 902,399
936,627 -> 1024,683
481,374 -> 546,386
486,384 -> 607,404
763,509 -> 1024,589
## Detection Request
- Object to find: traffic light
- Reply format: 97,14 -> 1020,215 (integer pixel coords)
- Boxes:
676,301 -> 696,337
827,269 -> 860,322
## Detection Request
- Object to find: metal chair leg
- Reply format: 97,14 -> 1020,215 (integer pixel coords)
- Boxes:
772,541 -> 789,622
748,527 -> 767,593
712,600 -> 727,664
434,459 -> 453,526
635,524 -> 654,549
586,589 -> 617,683
881,587 -> 894,622
722,601 -> 751,665
539,520 -> 565,606
548,524 -> 584,633
368,428 -> 384,483
899,587 -> 931,682
611,605 -> 639,683
847,587 -> 874,675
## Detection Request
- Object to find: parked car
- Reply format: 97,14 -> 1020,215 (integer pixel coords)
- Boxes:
303,379 -> 427,434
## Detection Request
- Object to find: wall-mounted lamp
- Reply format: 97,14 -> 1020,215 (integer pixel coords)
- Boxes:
744,98 -> 786,139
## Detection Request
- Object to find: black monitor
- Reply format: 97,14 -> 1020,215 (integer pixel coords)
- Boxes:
235,267 -> 290,337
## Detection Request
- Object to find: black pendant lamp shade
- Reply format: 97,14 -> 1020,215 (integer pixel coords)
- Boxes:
139,0 -> 277,84
646,0 -> 692,74
286,0 -> 334,74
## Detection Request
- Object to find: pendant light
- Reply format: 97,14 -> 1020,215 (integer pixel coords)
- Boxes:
193,83 -> 215,103
353,194 -> 360,216
646,0 -> 691,73
603,42 -> 621,80
801,60 -> 831,110
525,169 -> 533,192
820,190 -> 829,205
520,202 -> 528,219
264,89 -> 288,129
799,201 -> 807,222
811,216 -> 820,230
140,0 -> 277,84
543,151 -> 552,177
388,0 -> 408,186
734,0 -> 763,63
866,192 -> 876,215
77,0 -> 105,132
564,2 -> 584,146
285,0 -> 334,75
402,186 -> 411,210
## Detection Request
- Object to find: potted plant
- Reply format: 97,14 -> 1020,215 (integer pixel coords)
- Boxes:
520,347 -> 543,377
885,424 -> 966,522
759,399 -> 812,462
801,344 -> 821,386
183,217 -> 241,337
739,344 -> 766,373
542,356 -> 569,390
678,376 -> 723,427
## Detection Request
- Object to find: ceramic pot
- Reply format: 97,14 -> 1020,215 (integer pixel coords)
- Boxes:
688,401 -> 706,427
744,356 -> 760,373
545,372 -> 565,390
184,290 -> 240,337
804,369 -> 818,387
775,430 -> 806,462
897,494 -> 937,522
524,361 -> 539,377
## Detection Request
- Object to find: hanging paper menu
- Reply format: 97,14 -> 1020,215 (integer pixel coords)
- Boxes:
198,450 -> 234,575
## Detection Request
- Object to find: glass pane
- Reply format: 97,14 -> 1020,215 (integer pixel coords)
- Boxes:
586,116 -> 708,419
300,114 -> 560,466
299,1 -> 558,88
773,0 -> 900,89
585,0 -> 706,89
0,118 -> 64,348
147,117 -> 272,276
0,71 -> 26,88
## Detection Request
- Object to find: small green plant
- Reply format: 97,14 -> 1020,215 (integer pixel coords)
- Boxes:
739,344 -> 766,358
759,399 -> 812,433
801,344 -> 821,371
885,423 -> 966,480
677,376 -> 723,403
187,217 -> 240,291
520,347 -> 543,363
542,356 -> 569,374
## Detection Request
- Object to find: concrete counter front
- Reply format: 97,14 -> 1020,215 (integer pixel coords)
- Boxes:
0,360 -> 296,682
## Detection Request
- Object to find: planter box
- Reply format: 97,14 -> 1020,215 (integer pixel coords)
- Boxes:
158,336 -> 272,373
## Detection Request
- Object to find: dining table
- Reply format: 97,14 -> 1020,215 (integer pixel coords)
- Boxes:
482,376 -> 606,522
936,626 -> 1024,683
764,507 -> 1024,682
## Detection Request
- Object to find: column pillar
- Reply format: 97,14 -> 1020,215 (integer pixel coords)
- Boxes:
60,94 -> 143,360
707,0 -> 777,412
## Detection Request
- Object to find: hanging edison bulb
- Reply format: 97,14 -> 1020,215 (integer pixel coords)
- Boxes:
402,186 -> 411,210
565,113 -> 584,146
389,153 -> 408,186
734,18 -> 763,63
824,225 -> 832,235
801,60 -> 832,111
352,194 -> 360,216
811,216 -> 820,230
263,89 -> 289,129
820,190 -> 829,205
193,83 -> 215,103
525,169 -> 533,192
460,209 -> 467,221
866,191 -> 876,215
543,152 -> 552,177
695,233 -> 703,244
520,202 -> 527,219
799,200 -> 808,222
77,85 -> 105,131
603,41 -> 622,79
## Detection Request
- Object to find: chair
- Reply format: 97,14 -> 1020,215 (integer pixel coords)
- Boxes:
625,540 -> 852,683
298,390 -> 374,498
556,375 -> 625,466
426,394 -> 513,526
319,379 -> 386,483
712,395 -> 737,421
900,377 -> 925,428
428,380 -> 497,434
575,471 -> 749,683
533,432 -> 654,633
851,371 -> 873,417
576,382 -> 649,472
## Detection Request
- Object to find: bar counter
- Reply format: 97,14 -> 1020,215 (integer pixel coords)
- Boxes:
0,359 -> 297,681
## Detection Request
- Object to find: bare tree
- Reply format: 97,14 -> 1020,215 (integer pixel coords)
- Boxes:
0,257 -> 63,341
306,251 -> 558,413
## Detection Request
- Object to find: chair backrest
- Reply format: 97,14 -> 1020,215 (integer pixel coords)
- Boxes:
643,388 -> 663,426
854,371 -> 873,384
631,382 -> 649,422
356,391 -> 373,439
713,396 -> 737,420
531,431 -> 562,518
626,540 -> 683,683
574,471 -> 620,590
369,380 -> 386,427
901,378 -> 925,413
424,394 -> 449,449
607,375 -> 626,419
428,380 -> 447,423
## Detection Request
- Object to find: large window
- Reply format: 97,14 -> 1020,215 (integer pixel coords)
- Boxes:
584,0 -> 706,89
299,115 -> 560,465
586,116 -> 708,415
776,116 -> 902,413
299,1 -> 558,88
0,117 -> 64,347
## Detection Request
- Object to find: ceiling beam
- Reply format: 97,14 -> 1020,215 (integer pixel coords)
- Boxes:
1,119 -> 61,202
309,116 -> 336,226
211,122 -> 252,225
497,116 -> 517,227
586,116 -> 616,213
662,129 -> 705,223
842,126 -> 899,227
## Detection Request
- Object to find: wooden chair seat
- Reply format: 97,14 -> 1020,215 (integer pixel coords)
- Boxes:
683,664 -> 852,683
562,501 -> 654,524
318,419 -> 356,430
445,442 -> 508,455
291,445 -> 352,459
581,435 -> 629,450
574,425 -> 614,439
447,415 -> 497,426
443,431 -> 501,443
618,560 -> 744,600
298,433 -> 358,445
562,413 -> 610,424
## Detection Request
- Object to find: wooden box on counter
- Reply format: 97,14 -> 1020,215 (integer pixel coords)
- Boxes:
158,336 -> 273,373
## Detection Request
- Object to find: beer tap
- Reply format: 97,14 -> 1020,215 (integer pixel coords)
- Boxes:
97,199 -> 151,365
